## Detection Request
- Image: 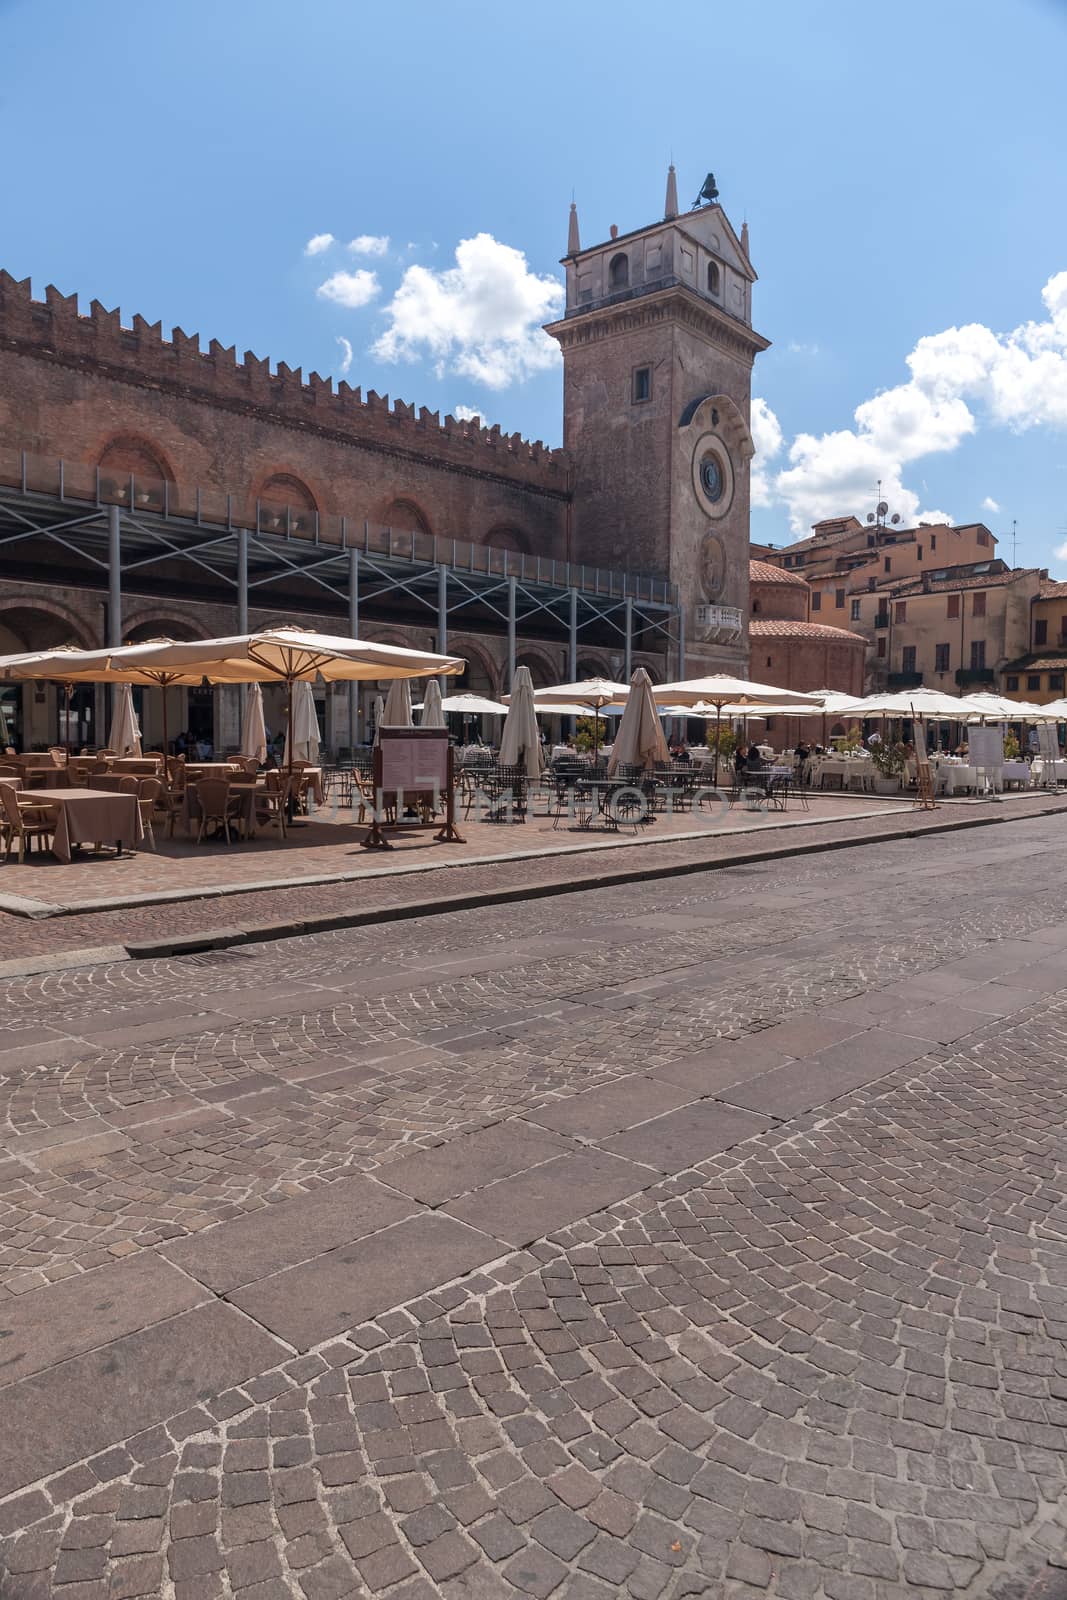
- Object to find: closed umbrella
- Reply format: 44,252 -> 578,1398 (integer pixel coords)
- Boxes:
382,677 -> 413,727
283,680 -> 321,765
499,665 -> 545,778
608,668 -> 669,775
240,683 -> 267,765
420,678 -> 446,728
371,694 -> 385,747
109,682 -> 142,756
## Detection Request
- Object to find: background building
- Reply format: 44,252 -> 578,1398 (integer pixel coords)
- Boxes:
0,169 -> 767,751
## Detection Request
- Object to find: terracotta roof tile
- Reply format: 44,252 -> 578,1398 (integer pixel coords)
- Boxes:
749,559 -> 808,587
749,619 -> 866,643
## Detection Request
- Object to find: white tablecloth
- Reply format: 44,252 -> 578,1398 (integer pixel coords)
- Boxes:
1032,758 -> 1067,784
815,758 -> 873,790
1000,760 -> 1032,788
933,762 -> 977,794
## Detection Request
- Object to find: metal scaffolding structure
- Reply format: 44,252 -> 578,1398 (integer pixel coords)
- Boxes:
0,458 -> 685,698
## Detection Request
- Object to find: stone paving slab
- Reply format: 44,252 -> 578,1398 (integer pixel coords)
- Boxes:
161,1175 -> 420,1293
228,1213 -> 506,1349
444,1150 -> 653,1247
376,1121 -> 575,1206
0,1302 -> 286,1498
0,1253 -> 206,1386
599,1098 -> 773,1170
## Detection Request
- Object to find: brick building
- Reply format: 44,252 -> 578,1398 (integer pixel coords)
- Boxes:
742,558 -> 865,745
0,167 -> 768,751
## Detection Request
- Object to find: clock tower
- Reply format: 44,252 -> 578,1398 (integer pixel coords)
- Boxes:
545,168 -> 770,675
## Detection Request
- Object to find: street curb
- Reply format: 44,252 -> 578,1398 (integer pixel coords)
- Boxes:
0,945 -> 130,980
118,798 -> 1067,960
1,802 -> 912,921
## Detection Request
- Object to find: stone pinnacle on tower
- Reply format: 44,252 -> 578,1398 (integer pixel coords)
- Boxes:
664,164 -> 679,221
741,220 -> 750,258
567,201 -> 581,255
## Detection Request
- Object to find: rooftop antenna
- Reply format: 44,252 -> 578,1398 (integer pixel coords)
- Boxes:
1010,517 -> 1018,567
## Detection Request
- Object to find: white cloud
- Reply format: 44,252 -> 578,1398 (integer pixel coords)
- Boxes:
453,403 -> 485,423
336,335 -> 353,377
304,233 -> 335,256
760,270 -> 1067,534
1056,538 -> 1067,564
372,233 -> 564,389
787,340 -> 820,357
982,495 -> 1001,513
348,234 -> 390,257
316,269 -> 380,309
750,397 -> 784,508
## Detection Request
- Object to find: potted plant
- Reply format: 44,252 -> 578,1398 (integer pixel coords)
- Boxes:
1003,730 -> 1021,760
706,725 -> 737,765
870,739 -> 907,795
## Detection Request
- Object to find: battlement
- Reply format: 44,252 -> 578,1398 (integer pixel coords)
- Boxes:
0,271 -> 567,487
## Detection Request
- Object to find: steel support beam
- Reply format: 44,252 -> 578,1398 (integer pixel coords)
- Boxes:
624,596 -> 633,680
348,548 -> 359,750
107,504 -> 122,646
568,587 -> 578,680
236,527 -> 249,632
507,576 -> 517,691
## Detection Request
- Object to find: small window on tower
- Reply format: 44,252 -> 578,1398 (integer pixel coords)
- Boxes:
609,253 -> 629,290
632,366 -> 651,404
707,261 -> 721,295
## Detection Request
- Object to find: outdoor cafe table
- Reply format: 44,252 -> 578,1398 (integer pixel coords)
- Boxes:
180,781 -> 261,838
20,786 -> 143,862
1032,758 -> 1067,784
1000,759 -> 1032,789
933,761 -> 977,795
184,763 -> 245,781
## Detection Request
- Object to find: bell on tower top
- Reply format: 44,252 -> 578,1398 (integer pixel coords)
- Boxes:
692,172 -> 720,208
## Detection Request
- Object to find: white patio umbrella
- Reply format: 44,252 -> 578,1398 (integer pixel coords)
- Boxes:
964,692 -> 1060,721
382,676 -> 414,727
440,692 -> 508,716
652,674 -> 821,783
240,682 -> 268,764
283,680 -> 321,765
607,668 -> 669,775
1033,697 -> 1067,719
499,665 -> 545,779
0,639 -> 205,755
108,682 -> 142,756
419,678 -> 446,728
114,629 -> 463,800
833,687 -> 991,718
524,677 -> 632,761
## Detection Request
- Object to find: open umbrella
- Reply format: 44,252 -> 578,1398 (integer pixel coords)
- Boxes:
240,683 -> 267,765
115,628 -> 463,818
523,677 -> 631,762
283,680 -> 321,765
499,665 -> 545,779
607,668 -> 669,775
652,674 -> 820,784
440,692 -> 508,715
108,682 -> 142,757
419,678 -> 445,728
382,677 -> 413,727
0,640 -> 205,756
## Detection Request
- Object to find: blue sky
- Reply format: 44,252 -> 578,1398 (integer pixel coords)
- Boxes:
3,0 -> 1067,568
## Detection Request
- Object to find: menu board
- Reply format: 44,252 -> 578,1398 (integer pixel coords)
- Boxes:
379,728 -> 449,794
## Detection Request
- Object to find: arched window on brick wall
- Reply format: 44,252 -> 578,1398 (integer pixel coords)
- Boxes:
486,525 -> 530,555
97,437 -> 173,509
257,473 -> 318,535
383,498 -> 433,536
609,253 -> 629,291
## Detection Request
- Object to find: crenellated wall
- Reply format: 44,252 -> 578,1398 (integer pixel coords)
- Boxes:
0,271 -> 571,555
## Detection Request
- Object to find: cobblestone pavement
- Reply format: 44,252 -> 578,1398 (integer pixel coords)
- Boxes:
2,791 -> 1065,967
3,816 -> 1067,1596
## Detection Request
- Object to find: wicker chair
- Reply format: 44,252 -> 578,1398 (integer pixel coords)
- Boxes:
194,778 -> 243,845
0,781 -> 56,863
256,771 -> 289,839
137,776 -> 163,850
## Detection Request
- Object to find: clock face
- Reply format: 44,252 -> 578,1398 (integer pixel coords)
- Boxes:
691,433 -> 734,519
699,454 -> 724,503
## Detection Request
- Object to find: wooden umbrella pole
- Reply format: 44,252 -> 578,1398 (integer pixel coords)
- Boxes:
160,683 -> 168,764
712,704 -> 723,787
64,682 -> 73,754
